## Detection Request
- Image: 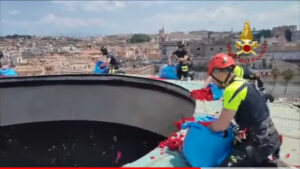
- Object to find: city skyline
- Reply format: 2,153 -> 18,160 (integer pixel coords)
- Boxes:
1,1 -> 300,37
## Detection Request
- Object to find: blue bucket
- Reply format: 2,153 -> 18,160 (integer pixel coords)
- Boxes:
93,61 -> 108,74
182,121 -> 234,167
159,65 -> 178,80
0,68 -> 18,76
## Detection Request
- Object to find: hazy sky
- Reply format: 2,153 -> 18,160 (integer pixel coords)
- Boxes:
1,0 -> 299,36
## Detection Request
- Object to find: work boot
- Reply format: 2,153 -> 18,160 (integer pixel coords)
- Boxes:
188,71 -> 195,80
264,93 -> 275,103
116,70 -> 125,74
258,159 -> 278,167
267,94 -> 275,103
259,159 -> 290,167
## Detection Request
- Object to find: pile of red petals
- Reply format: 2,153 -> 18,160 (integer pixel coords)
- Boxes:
157,117 -> 213,154
159,117 -> 195,153
159,133 -> 185,152
190,87 -> 213,101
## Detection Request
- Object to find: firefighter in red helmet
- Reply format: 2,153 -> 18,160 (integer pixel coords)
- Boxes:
207,53 -> 281,167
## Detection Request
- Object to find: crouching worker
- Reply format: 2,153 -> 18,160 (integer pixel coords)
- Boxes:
100,46 -> 119,74
207,53 -> 280,167
170,41 -> 192,80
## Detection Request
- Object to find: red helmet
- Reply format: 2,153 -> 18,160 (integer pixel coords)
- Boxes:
208,53 -> 235,75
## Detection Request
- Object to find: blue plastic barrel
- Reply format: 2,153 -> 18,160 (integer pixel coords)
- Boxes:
182,121 -> 234,167
0,68 -> 18,76
93,61 -> 108,74
158,65 -> 178,80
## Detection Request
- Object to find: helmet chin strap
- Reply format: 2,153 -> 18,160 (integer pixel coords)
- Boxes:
211,71 -> 232,88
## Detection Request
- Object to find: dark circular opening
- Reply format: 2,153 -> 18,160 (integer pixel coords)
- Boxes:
0,121 -> 165,167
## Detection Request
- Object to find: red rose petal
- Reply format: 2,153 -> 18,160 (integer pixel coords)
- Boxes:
285,153 -> 290,159
114,151 -> 122,164
191,88 -> 213,101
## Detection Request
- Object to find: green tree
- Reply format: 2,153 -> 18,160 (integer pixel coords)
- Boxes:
260,29 -> 272,38
282,69 -> 294,95
253,29 -> 272,42
129,34 -> 151,43
271,67 -> 280,92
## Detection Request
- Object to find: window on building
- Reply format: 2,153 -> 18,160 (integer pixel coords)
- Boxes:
210,48 -> 214,51
162,48 -> 167,55
220,48 -> 223,51
197,48 -> 200,51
